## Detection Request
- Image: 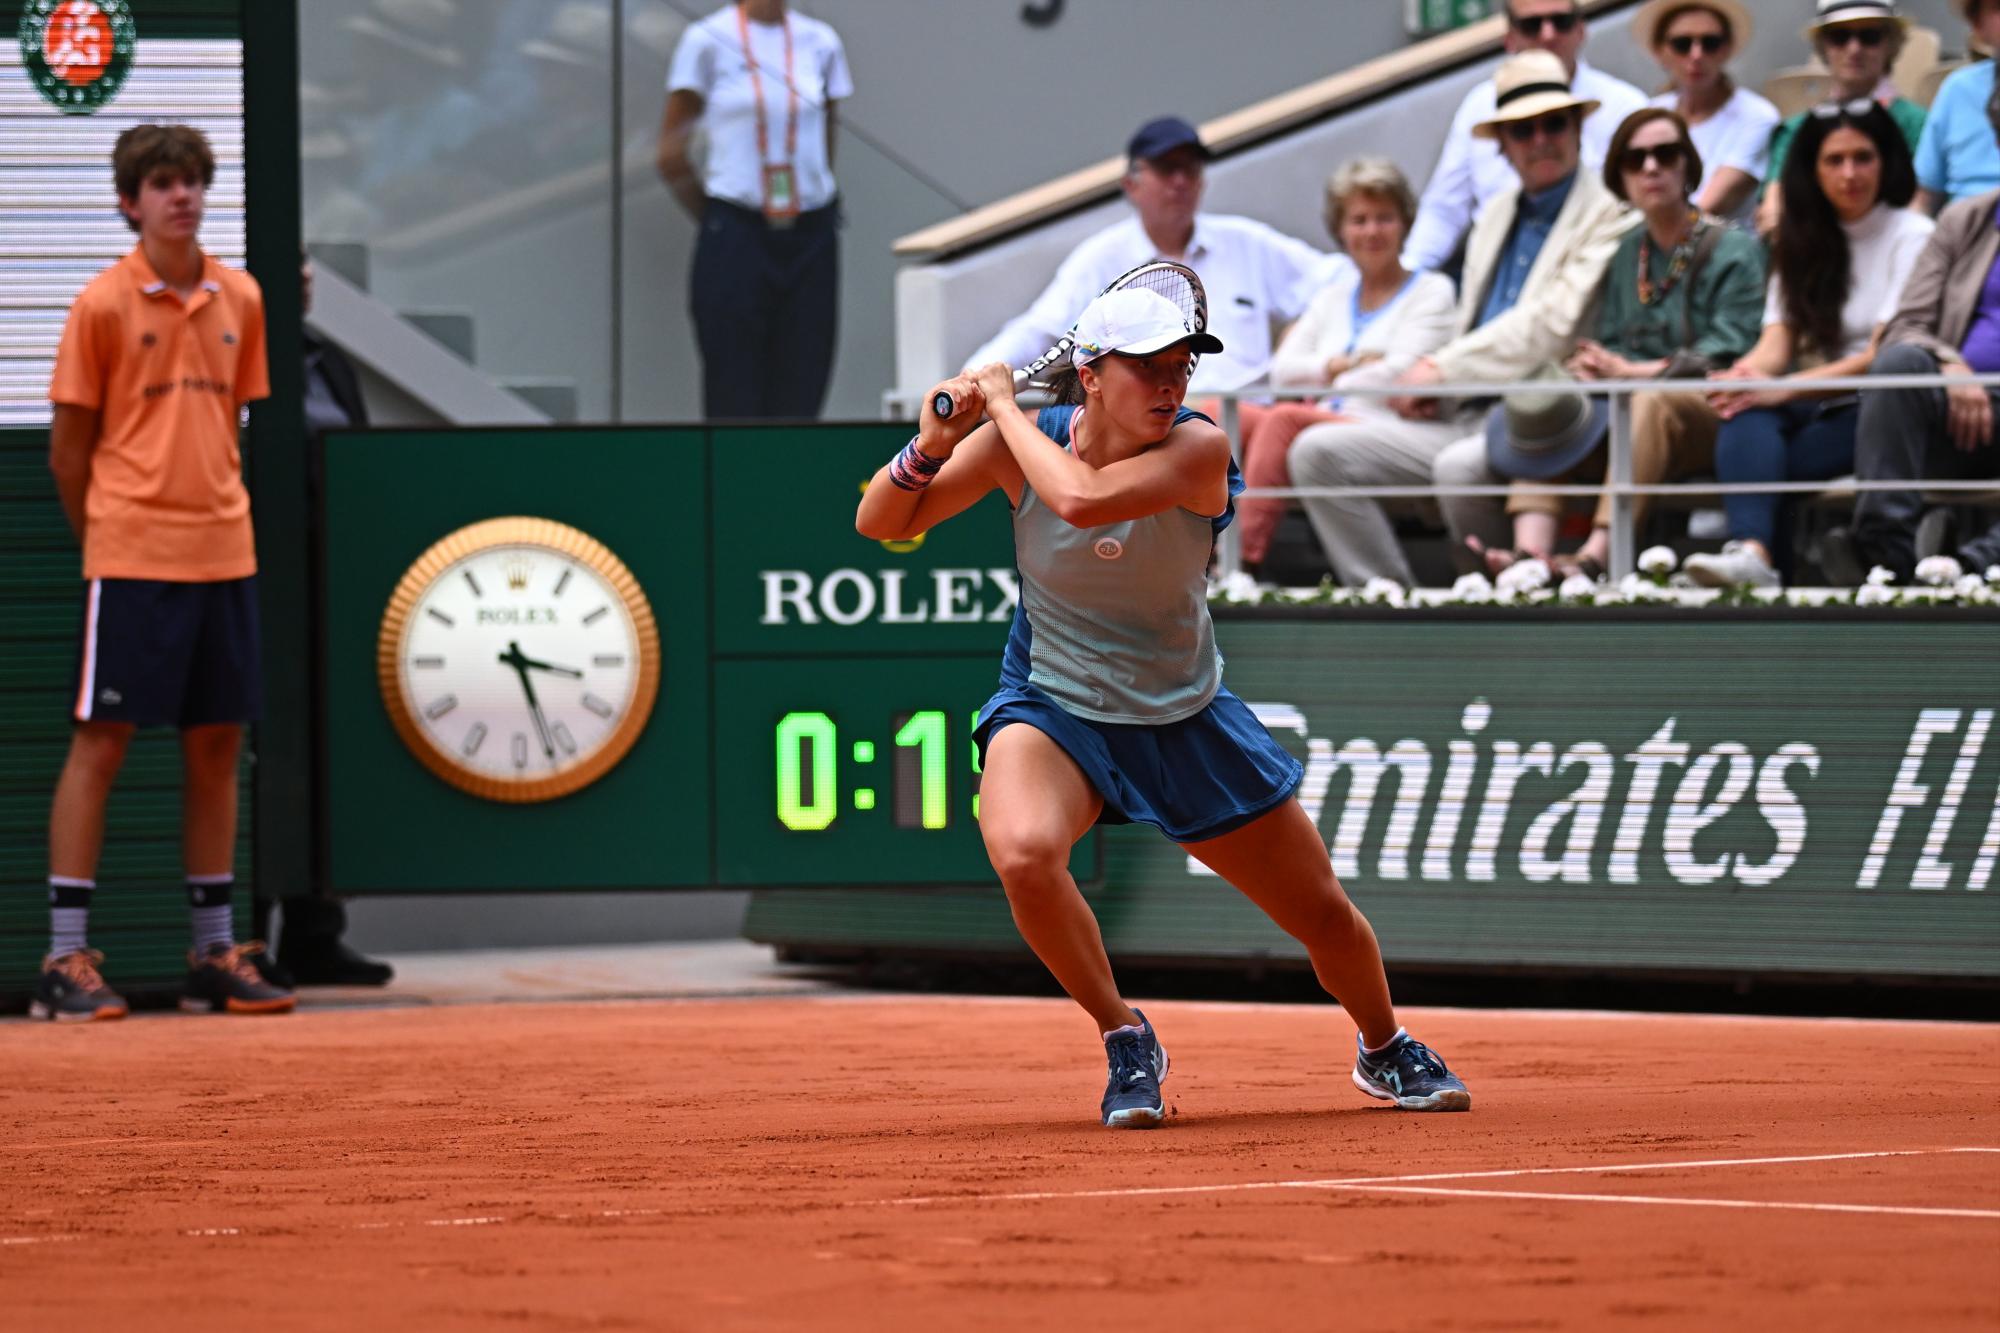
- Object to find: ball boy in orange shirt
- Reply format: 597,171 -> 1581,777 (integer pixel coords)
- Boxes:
35,124 -> 293,1020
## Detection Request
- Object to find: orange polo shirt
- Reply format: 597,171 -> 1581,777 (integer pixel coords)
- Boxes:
49,247 -> 270,582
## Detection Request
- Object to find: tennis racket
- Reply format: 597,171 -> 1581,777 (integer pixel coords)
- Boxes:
932,260 -> 1209,420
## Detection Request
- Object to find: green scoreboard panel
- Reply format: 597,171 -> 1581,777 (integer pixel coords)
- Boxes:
705,426 -> 1092,886
713,660 -> 992,884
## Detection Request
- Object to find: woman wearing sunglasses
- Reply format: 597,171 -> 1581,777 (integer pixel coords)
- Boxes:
1756,0 -> 1927,236
1686,100 -> 1933,589
1639,0 -> 1778,224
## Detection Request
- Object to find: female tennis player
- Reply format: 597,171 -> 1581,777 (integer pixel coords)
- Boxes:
856,286 -> 1470,1127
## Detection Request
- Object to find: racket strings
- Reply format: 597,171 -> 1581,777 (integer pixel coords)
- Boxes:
1125,270 -> 1202,330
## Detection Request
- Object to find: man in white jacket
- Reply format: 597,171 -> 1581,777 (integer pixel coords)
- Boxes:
1403,0 -> 1645,274
1291,51 -> 1637,587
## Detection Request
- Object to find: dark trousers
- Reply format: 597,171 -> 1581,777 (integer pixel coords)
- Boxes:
1714,399 -> 1859,551
689,198 -> 838,420
1853,343 -> 2000,576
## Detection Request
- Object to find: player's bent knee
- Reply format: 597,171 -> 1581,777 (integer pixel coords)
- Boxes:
1286,889 -> 1367,953
983,834 -> 1072,890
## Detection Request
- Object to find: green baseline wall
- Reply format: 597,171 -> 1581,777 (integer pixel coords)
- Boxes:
748,615 -> 2000,980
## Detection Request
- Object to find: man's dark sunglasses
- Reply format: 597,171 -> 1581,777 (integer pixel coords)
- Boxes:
1617,141 -> 1687,174
1667,33 -> 1727,55
1502,110 -> 1579,143
1821,24 -> 1889,48
1510,12 -> 1580,37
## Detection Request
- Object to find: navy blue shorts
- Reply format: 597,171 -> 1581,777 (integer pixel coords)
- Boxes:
70,577 -> 262,727
974,683 -> 1304,844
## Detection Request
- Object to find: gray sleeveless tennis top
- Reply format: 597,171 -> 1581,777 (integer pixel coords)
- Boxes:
1009,405 -> 1228,724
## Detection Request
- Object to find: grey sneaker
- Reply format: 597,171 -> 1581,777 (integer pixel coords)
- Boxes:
1684,540 -> 1780,589
29,949 -> 128,1022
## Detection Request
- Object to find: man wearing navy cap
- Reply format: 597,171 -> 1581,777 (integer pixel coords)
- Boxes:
962,115 -> 1342,409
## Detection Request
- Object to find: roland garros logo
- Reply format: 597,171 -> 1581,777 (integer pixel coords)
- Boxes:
18,0 -> 135,115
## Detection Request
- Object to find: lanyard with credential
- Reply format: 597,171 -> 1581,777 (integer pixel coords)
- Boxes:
736,3 -> 800,221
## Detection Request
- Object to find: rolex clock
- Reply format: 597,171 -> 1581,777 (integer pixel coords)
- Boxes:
377,517 -> 660,802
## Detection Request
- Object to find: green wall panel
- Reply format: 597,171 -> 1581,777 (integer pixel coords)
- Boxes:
322,428 -> 713,892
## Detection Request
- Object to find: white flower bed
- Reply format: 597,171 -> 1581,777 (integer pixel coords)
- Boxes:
1209,562 -> 2000,608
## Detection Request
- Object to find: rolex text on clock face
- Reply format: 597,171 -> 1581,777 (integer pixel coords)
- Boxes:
397,544 -> 644,787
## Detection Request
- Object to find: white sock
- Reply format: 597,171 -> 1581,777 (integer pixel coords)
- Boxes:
49,876 -> 93,957
1362,1026 -> 1408,1056
187,875 -> 235,955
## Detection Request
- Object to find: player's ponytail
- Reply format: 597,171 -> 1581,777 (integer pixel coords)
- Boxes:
1046,365 -> 1085,405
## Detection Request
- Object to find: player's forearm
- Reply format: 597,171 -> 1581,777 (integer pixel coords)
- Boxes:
855,463 -> 926,540
52,468 -> 88,541
48,408 -> 98,542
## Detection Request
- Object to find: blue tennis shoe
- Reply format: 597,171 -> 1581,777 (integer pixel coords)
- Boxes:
1352,1029 -> 1470,1112
1101,1009 -> 1170,1128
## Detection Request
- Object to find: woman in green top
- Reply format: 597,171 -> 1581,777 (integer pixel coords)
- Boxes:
1465,107 -> 1766,578
1756,0 -> 1926,237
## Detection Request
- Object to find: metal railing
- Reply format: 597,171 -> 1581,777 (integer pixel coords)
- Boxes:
889,371 -> 2000,583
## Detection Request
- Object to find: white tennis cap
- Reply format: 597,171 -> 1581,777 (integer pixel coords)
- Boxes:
1070,287 -> 1223,366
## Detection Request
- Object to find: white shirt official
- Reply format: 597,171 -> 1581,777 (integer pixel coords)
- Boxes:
666,6 -> 853,213
963,213 -> 1344,393
1402,59 -> 1648,274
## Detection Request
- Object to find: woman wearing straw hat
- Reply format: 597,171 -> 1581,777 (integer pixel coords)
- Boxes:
1639,0 -> 1779,223
1757,0 -> 1928,235
1912,0 -> 2000,213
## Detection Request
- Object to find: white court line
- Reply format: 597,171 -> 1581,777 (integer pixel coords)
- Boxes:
861,1147 -> 2000,1208
1331,1184 -> 2000,1220
1,1235 -> 78,1247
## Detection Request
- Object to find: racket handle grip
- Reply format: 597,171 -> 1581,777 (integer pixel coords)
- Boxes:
931,390 -> 955,419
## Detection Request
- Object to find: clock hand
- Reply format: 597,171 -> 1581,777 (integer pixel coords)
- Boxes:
516,653 -> 583,679
499,642 -> 557,759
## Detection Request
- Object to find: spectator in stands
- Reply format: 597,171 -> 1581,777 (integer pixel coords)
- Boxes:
961,116 -> 1338,448
1437,108 -> 1767,579
1756,0 -> 1926,237
1403,0 -> 1646,274
1640,0 -> 1780,223
1827,116 -> 2000,582
657,0 -> 852,420
1291,52 -> 1635,588
1239,161 -> 1456,578
1912,0 -> 2000,213
1686,101 -> 1932,588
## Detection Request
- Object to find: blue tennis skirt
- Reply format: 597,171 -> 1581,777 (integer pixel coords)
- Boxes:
973,682 -> 1305,844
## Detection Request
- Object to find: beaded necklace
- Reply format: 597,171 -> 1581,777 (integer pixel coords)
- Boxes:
1637,210 -> 1705,307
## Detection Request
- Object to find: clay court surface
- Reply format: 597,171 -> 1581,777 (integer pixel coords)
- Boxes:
4,994 -> 1996,1331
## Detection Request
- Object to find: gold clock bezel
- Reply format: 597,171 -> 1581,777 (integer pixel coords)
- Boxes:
376,516 -> 661,804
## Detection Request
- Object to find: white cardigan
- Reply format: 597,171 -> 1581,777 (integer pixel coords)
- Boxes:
1269,268 -> 1458,388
